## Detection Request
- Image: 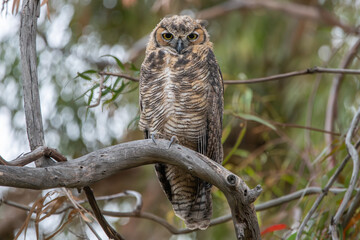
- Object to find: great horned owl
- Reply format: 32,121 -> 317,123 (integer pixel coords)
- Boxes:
139,15 -> 224,230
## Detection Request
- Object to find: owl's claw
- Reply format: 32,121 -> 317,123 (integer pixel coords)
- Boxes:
168,136 -> 179,149
151,132 -> 157,145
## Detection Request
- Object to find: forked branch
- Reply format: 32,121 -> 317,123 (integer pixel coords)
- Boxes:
0,139 -> 262,239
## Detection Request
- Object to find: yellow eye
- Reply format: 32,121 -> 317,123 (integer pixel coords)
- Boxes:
187,33 -> 198,41
162,33 -> 173,41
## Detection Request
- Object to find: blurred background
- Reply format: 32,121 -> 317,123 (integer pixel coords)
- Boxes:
0,0 -> 360,239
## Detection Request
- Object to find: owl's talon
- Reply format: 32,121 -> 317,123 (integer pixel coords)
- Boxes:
151,132 -> 157,145
168,136 -> 179,149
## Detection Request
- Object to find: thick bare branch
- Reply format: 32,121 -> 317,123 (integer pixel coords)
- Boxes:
19,0 -> 52,167
0,139 -> 261,239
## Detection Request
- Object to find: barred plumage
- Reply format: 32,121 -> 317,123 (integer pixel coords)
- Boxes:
139,15 -> 224,230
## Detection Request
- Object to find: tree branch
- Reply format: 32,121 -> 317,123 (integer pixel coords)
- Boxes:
325,38 -> 360,167
329,106 -> 360,239
0,139 -> 262,239
99,67 -> 360,85
127,0 -> 358,62
196,0 -> 358,34
0,146 -> 67,166
3,186 -> 355,236
83,186 -> 124,240
224,67 -> 360,84
296,137 -> 360,239
19,0 -> 51,167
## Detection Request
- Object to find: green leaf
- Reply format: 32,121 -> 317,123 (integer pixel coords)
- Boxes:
221,121 -> 232,144
75,83 -> 100,101
286,232 -> 296,240
113,77 -> 122,89
129,63 -> 139,71
233,149 -> 249,158
101,86 -> 111,97
82,69 -> 98,74
76,72 -> 92,81
102,54 -> 125,70
235,112 -> 277,130
223,122 -> 247,165
87,89 -> 94,106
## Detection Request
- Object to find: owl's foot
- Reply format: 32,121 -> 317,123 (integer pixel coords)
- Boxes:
150,132 -> 157,145
168,136 -> 179,149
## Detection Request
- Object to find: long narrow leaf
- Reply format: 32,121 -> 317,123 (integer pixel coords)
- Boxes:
223,122 -> 247,165
102,54 -> 125,70
76,72 -> 92,81
235,112 -> 276,130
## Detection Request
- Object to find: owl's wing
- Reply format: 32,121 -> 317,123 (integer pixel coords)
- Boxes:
203,50 -> 224,164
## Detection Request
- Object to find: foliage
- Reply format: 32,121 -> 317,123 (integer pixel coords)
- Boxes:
1,0 -> 360,239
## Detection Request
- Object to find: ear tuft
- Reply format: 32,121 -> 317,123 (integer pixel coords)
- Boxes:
196,19 -> 208,28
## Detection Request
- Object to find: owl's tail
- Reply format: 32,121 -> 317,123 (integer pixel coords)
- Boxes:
155,164 -> 212,230
177,180 -> 212,230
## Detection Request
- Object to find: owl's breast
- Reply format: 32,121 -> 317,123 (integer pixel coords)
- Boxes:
140,50 -> 210,145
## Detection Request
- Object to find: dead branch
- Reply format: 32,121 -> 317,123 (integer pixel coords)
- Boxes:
0,146 -> 67,166
0,139 -> 262,239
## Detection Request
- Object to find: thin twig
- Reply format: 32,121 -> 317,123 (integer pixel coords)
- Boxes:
91,190 -> 143,212
83,186 -> 125,240
224,67 -> 360,84
272,121 -> 340,136
88,74 -> 105,108
98,67 -> 360,86
329,106 -> 360,239
0,146 -> 67,166
325,38 -> 360,167
228,110 -> 340,136
305,42 -> 344,156
296,138 -> 360,239
83,220 -> 102,240
196,0 -> 358,34
99,71 -> 139,82
2,187 -> 355,235
343,189 -> 360,228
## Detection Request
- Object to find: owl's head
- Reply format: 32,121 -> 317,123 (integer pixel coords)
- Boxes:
150,15 -> 209,54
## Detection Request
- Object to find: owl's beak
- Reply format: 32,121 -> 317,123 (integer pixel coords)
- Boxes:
176,39 -> 184,54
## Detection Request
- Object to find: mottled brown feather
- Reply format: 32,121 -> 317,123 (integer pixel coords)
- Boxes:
139,15 -> 223,230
